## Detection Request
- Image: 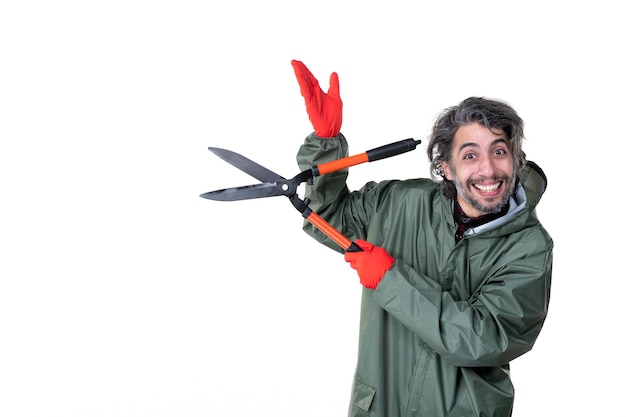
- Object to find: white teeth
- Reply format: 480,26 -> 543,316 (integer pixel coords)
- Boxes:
474,183 -> 500,192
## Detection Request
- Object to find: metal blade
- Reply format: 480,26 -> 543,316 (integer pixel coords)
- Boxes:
200,182 -> 286,201
208,147 -> 284,182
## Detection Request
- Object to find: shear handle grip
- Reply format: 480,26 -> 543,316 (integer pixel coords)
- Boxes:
366,138 -> 421,162
306,212 -> 363,252
314,138 -> 420,176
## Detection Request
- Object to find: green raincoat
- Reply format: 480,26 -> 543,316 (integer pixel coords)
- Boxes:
297,133 -> 553,417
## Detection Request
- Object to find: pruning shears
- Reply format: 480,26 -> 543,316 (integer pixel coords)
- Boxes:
200,138 -> 421,252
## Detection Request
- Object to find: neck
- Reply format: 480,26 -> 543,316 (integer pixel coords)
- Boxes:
453,198 -> 510,243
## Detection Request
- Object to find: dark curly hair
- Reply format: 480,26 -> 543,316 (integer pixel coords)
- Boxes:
427,97 -> 526,198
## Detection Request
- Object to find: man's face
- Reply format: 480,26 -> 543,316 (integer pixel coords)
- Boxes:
440,122 -> 516,218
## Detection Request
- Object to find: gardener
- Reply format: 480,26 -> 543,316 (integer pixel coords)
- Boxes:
292,59 -> 553,417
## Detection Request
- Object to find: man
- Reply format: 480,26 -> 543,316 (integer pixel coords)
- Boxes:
292,60 -> 553,417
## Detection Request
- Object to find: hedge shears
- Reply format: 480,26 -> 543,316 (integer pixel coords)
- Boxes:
200,138 -> 421,252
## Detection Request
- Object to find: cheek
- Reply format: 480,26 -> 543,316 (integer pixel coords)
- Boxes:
496,159 -> 515,176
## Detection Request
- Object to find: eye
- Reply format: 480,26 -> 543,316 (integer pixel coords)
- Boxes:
494,148 -> 507,157
463,153 -> 476,160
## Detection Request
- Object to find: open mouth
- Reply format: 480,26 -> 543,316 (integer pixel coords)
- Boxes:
472,181 -> 503,194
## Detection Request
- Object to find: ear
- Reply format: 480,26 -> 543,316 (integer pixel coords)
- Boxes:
440,160 -> 452,181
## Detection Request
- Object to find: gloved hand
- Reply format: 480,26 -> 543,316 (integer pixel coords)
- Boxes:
344,240 -> 394,290
291,59 -> 343,138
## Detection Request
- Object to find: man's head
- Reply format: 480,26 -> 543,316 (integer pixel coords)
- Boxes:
427,97 -> 526,217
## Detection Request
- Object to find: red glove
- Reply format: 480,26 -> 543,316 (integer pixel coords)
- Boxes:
344,240 -> 394,290
291,59 -> 343,138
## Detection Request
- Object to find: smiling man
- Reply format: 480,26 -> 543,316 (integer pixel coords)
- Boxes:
441,123 -> 515,217
293,60 -> 554,417
428,98 -> 530,245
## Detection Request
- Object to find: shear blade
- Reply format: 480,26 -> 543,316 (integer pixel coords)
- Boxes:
200,182 -> 285,201
208,147 -> 285,183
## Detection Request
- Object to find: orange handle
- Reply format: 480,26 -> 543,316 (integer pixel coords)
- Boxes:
315,153 -> 368,175
313,139 -> 420,176
306,212 -> 361,252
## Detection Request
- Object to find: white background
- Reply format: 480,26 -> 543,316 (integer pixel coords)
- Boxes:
1,1 -> 624,416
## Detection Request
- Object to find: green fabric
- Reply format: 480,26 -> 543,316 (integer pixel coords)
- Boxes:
297,133 -> 553,417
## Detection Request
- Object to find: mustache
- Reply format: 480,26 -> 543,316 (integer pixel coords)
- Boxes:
467,175 -> 511,183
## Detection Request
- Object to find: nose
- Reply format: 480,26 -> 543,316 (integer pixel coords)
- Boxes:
478,156 -> 496,177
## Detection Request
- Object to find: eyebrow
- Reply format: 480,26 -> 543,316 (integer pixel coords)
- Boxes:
457,138 -> 509,155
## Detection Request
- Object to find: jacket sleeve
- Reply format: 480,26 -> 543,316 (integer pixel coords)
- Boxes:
296,132 -> 370,252
373,245 -> 553,367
